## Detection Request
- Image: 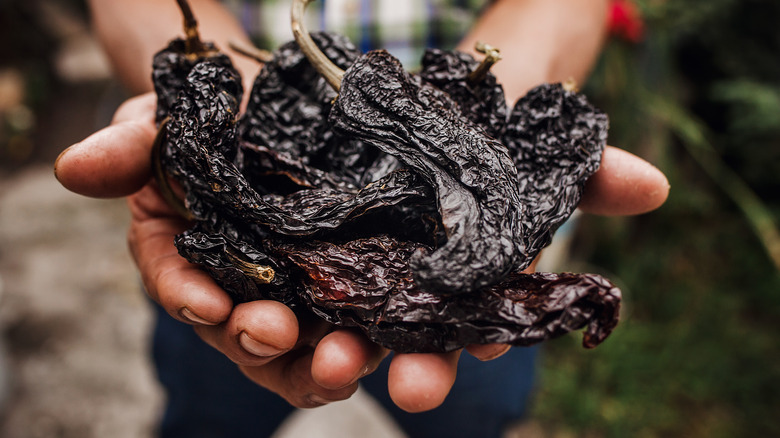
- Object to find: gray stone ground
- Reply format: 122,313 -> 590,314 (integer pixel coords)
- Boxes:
0,167 -> 162,438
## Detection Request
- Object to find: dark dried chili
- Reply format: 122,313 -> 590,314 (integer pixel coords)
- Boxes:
269,236 -> 620,353
418,46 -> 507,139
330,49 -> 526,294
150,0 -> 621,353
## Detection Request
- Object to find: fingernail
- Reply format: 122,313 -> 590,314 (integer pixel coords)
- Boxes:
179,307 -> 218,326
239,332 -> 282,357
481,345 -> 511,361
53,146 -> 73,182
307,394 -> 336,406
343,364 -> 372,387
358,364 -> 371,378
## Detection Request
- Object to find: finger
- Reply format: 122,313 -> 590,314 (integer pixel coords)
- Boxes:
579,146 -> 670,216
311,329 -> 388,390
240,350 -> 359,408
294,312 -> 336,350
127,187 -> 233,326
195,300 -> 299,366
54,93 -> 158,198
111,93 -> 157,124
387,350 -> 461,413
465,343 -> 511,361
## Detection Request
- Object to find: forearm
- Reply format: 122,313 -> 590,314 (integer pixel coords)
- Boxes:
458,0 -> 609,102
89,0 -> 259,95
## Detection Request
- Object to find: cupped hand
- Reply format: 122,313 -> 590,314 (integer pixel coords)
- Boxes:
55,93 -> 382,407
55,91 -> 669,413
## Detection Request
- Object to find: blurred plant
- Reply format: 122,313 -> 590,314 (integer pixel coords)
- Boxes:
0,68 -> 37,164
0,0 -> 100,172
0,0 -> 56,170
530,0 -> 780,436
607,0 -> 645,43
711,80 -> 780,139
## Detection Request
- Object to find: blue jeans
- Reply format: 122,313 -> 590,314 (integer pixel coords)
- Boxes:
152,305 -> 538,438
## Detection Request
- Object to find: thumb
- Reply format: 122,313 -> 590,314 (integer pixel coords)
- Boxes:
54,93 -> 158,198
579,146 -> 670,216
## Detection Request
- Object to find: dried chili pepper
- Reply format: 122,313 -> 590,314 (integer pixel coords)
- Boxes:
418,45 -> 507,139
329,49 -> 527,295
150,0 -> 622,353
157,29 -> 435,239
177,218 -> 294,304
504,83 -> 608,266
270,236 -> 620,353
152,0 -> 234,124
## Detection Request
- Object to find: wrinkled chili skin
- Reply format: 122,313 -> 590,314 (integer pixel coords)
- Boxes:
161,60 -> 244,214
330,50 -> 526,295
157,57 -> 298,305
504,83 -> 609,266
152,32 -> 621,353
239,32 -> 397,189
239,32 -> 359,161
177,218 -> 296,305
152,39 -> 233,124
160,51 -> 431,238
156,35 -> 439,239
272,236 -> 620,353
419,48 -> 507,139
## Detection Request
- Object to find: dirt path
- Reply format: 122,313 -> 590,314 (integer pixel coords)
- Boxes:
0,166 -> 163,438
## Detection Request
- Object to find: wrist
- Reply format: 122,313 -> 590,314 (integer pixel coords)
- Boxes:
458,0 -> 610,102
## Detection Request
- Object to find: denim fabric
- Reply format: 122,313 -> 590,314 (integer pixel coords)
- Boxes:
361,347 -> 538,438
152,305 -> 537,438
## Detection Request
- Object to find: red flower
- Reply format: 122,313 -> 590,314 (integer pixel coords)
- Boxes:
608,0 -> 645,43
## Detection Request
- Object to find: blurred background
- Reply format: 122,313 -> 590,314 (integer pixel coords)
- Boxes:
0,0 -> 778,437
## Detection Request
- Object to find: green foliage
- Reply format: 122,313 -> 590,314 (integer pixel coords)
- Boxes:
711,80 -> 780,139
531,0 -> 780,436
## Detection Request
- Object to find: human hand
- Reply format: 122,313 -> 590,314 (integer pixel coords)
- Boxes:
55,92 -> 378,407
55,91 -> 668,413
